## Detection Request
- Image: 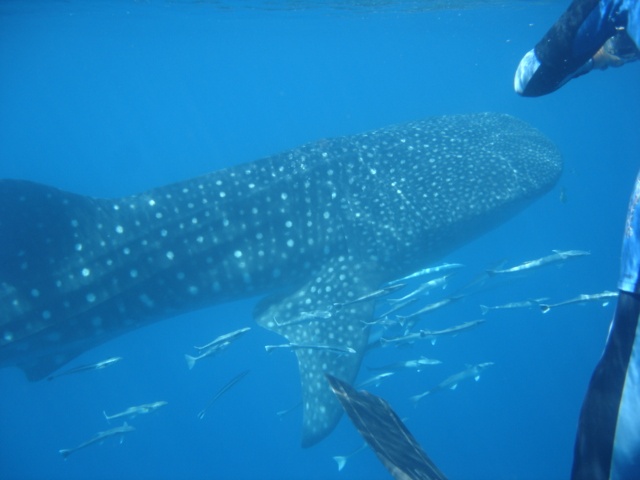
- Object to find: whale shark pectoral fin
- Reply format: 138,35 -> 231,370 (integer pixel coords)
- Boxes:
254,261 -> 375,447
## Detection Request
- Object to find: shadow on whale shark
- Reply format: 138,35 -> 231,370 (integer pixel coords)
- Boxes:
0,113 -> 562,447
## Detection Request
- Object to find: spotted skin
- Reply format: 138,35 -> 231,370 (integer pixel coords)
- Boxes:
0,113 -> 562,446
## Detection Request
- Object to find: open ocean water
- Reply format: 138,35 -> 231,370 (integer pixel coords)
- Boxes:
0,1 -> 639,479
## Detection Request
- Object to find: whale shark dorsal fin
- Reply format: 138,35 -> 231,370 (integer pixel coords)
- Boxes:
254,259 -> 376,447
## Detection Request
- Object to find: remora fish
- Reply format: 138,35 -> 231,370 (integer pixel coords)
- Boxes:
0,113 -> 562,446
396,295 -> 463,332
185,341 -> 232,370
46,356 -> 122,381
386,274 -> 453,304
387,263 -> 464,285
103,401 -> 168,421
539,291 -> 618,314
273,310 -> 332,328
419,319 -> 485,345
332,283 -> 405,310
58,422 -> 135,459
479,298 -> 547,315
355,371 -> 394,389
381,319 -> 484,347
410,362 -> 494,405
185,326 -> 251,370
367,356 -> 442,372
487,249 -> 590,275
193,327 -> 251,350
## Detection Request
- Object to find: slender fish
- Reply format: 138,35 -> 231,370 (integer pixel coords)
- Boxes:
410,362 -> 494,405
387,263 -> 464,285
396,295 -> 463,331
355,372 -> 395,389
333,284 -> 405,310
487,250 -> 590,275
59,422 -> 135,459
47,356 -> 122,381
367,356 -> 442,372
193,327 -> 251,351
480,298 -> 547,315
197,370 -> 250,420
186,327 -> 251,370
103,401 -> 168,421
539,291 -> 618,313
387,274 -> 453,304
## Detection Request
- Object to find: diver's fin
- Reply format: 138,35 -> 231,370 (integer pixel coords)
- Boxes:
327,374 -> 448,480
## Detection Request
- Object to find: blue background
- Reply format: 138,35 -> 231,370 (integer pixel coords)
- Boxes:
0,1 -> 639,479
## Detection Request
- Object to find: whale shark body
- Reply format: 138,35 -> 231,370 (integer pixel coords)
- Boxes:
0,113 -> 562,446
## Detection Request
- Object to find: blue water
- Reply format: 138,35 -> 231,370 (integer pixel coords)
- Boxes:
1,1 -> 639,479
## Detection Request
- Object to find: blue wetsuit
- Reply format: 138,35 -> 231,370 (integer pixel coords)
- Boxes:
515,1 -> 640,478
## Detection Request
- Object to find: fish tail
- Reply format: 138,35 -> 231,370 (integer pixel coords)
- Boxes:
479,305 -> 489,315
539,304 -> 551,314
59,449 -> 72,459
0,180 -> 108,287
184,354 -> 197,370
409,392 -> 428,406
333,456 -> 348,471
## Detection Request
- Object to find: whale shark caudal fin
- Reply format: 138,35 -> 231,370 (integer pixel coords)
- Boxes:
254,258 -> 377,447
0,180 -> 125,380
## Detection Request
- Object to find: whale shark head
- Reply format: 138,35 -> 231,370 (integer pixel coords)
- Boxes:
0,113 -> 561,446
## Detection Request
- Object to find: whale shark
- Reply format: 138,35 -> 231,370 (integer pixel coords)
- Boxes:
0,113 -> 562,446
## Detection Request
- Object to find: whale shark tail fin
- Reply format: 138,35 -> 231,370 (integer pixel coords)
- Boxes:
254,258 -> 377,447
0,180 -> 116,380
0,180 -> 104,286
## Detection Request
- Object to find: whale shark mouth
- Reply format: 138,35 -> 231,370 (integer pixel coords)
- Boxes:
0,113 -> 562,446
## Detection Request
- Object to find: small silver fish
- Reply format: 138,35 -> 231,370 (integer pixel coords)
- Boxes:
355,371 -> 394,389
539,290 -> 618,313
333,283 -> 405,310
47,356 -> 122,381
480,298 -> 547,315
186,327 -> 251,370
59,422 -> 135,459
419,319 -> 485,345
185,341 -> 232,370
387,263 -> 464,285
410,362 -> 494,404
487,250 -> 590,275
273,310 -> 332,328
397,295 -> 463,332
103,401 -> 168,421
387,274 -> 453,304
367,356 -> 442,372
193,327 -> 251,350
381,319 -> 483,347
